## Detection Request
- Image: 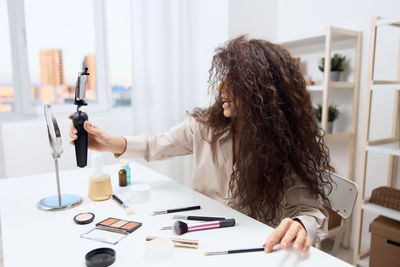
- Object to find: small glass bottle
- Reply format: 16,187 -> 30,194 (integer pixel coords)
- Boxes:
123,160 -> 131,185
119,160 -> 127,187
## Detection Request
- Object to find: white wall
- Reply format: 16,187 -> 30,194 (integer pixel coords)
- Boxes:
228,0 -> 278,40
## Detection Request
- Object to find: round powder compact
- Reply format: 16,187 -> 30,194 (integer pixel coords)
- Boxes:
85,247 -> 115,267
74,212 -> 95,225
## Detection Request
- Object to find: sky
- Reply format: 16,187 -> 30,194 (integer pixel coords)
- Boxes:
0,0 -> 132,86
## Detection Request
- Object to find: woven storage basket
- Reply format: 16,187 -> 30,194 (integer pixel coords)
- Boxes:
370,187 -> 400,211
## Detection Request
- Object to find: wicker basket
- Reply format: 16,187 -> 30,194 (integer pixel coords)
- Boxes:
370,187 -> 400,211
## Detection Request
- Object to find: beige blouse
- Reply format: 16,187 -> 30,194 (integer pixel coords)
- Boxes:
119,116 -> 328,242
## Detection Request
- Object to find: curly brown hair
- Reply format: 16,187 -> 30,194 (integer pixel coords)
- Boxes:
191,36 -> 333,224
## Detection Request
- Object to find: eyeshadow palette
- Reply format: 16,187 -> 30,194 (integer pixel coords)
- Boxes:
81,217 -> 142,245
96,217 -> 142,234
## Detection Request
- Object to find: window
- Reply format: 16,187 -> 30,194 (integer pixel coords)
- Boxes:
24,0 -> 98,106
106,0 -> 132,108
4,0 -> 117,115
0,0 -> 15,112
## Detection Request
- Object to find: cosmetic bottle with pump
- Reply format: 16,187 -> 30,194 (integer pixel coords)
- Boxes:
88,153 -> 112,201
119,160 -> 127,187
122,160 -> 131,185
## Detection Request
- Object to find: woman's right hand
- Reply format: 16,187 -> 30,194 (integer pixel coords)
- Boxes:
68,115 -> 126,154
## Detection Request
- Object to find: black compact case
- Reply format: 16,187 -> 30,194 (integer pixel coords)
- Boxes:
85,247 -> 115,267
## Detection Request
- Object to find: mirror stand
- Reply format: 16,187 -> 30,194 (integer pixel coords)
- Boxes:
37,104 -> 82,211
37,158 -> 82,211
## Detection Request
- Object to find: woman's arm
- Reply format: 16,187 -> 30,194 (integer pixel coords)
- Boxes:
68,115 -> 126,154
263,181 -> 328,253
117,117 -> 195,161
68,115 -> 196,161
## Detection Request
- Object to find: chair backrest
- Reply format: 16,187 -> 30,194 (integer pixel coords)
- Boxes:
326,172 -> 358,219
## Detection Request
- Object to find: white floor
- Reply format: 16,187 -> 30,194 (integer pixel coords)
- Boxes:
319,238 -> 354,265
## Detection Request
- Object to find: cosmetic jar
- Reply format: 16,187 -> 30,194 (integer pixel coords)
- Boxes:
129,183 -> 151,204
74,212 -> 95,225
85,247 -> 115,267
88,153 -> 112,201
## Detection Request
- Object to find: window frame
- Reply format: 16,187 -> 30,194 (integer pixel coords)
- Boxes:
3,0 -> 111,120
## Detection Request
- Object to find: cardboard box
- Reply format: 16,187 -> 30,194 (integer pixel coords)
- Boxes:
369,216 -> 400,267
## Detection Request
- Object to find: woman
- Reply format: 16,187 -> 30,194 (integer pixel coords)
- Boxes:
69,36 -> 332,253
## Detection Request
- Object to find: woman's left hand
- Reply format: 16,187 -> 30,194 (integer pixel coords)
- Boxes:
263,218 -> 312,253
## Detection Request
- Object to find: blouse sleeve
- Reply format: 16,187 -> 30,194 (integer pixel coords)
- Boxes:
283,180 -> 329,243
116,117 -> 195,161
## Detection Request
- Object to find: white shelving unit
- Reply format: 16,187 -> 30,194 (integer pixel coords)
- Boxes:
277,26 -> 362,249
362,202 -> 400,221
365,141 -> 400,156
353,16 -> 400,266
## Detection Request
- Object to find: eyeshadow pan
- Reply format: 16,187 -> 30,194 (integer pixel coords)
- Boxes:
120,222 -> 138,230
110,220 -> 128,228
99,218 -> 118,226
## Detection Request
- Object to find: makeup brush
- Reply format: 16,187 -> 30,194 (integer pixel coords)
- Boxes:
161,215 -> 226,230
150,205 -> 201,216
170,215 -> 226,221
173,219 -> 235,235
112,194 -> 134,215
146,236 -> 199,245
204,247 -> 265,256
146,236 -> 199,249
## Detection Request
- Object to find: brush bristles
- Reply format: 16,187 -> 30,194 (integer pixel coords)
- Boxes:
125,207 -> 134,215
204,251 -> 210,256
173,220 -> 188,235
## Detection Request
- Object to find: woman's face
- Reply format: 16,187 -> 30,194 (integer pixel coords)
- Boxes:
218,82 -> 236,118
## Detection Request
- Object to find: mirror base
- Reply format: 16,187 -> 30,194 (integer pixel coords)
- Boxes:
37,194 -> 82,211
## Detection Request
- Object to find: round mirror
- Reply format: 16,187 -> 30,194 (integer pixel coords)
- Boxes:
37,104 -> 82,211
44,104 -> 63,158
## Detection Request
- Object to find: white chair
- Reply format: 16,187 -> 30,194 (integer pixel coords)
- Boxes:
324,172 -> 358,255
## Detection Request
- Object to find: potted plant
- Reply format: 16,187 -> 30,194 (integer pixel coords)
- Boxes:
318,53 -> 348,81
314,104 -> 340,133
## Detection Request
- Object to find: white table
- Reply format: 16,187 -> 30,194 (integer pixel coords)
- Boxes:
0,162 -> 351,266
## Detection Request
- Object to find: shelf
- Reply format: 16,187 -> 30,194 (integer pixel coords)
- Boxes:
307,85 -> 323,91
372,80 -> 400,84
376,17 -> 400,27
275,34 -> 325,49
362,202 -> 400,221
326,132 -> 353,139
307,82 -> 354,91
330,26 -> 359,37
329,82 -> 354,88
371,82 -> 400,90
365,141 -> 400,156
275,31 -> 356,49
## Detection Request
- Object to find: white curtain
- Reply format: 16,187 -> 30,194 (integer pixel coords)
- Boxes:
129,0 -> 229,185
